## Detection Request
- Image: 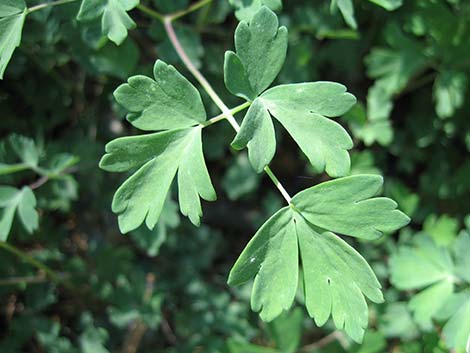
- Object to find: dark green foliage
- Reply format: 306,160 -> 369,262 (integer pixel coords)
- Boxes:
1,0 -> 469,353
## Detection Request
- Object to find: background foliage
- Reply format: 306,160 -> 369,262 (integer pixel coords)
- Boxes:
1,0 -> 469,352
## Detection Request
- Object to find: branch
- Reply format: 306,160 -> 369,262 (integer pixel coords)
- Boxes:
163,17 -> 293,204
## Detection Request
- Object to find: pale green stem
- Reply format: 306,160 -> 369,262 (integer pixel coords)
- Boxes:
264,166 -> 292,203
163,18 -> 293,204
27,0 -> 78,14
201,101 -> 251,127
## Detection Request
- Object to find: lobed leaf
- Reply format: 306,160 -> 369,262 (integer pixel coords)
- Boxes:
229,175 -> 408,342
224,6 -> 287,101
232,82 -> 356,176
331,0 -> 357,29
389,235 -> 454,290
229,202 -> 385,342
77,0 -> 139,45
228,207 -> 298,322
0,186 -> 39,240
99,127 -> 215,233
0,0 -> 26,79
292,174 -> 410,240
114,60 -> 206,131
389,233 -> 470,350
297,216 -> 383,343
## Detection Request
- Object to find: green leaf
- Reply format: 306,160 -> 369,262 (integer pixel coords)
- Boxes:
9,134 -> 40,167
79,313 -> 110,353
0,186 -> 39,240
331,0 -> 357,29
229,204 -> 385,342
408,280 -> 454,329
292,175 -> 410,240
390,235 -> 454,290
453,232 -> 470,282
297,216 -> 383,343
224,6 -> 287,101
368,0 -> 403,10
440,291 -> 470,351
228,0 -> 282,21
228,207 -> 298,322
0,135 -> 41,175
267,308 -> 303,353
0,0 -> 25,16
114,60 -> 206,131
433,70 -> 467,119
130,197 -> 180,257
77,0 -> 138,45
351,331 -> 387,353
99,127 -> 216,233
423,214 -> 458,247
232,82 -> 356,176
390,233 -> 470,351
231,99 -> 275,173
365,26 -> 428,95
379,302 -> 419,340
0,0 -> 27,79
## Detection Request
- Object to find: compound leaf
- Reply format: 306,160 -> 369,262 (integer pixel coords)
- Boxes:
224,6 -> 287,101
0,0 -> 27,79
229,203 -> 386,342
0,186 -> 39,240
114,60 -> 206,131
99,127 -> 215,233
233,82 -> 356,176
292,175 -> 410,240
77,0 -> 138,45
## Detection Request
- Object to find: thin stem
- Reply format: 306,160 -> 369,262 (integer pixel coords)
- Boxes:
201,101 -> 251,127
163,19 -> 292,204
264,166 -> 292,203
168,0 -> 213,21
136,3 -> 165,22
300,331 -> 348,352
0,241 -> 62,285
29,175 -> 49,190
164,18 -> 240,131
27,0 -> 78,14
